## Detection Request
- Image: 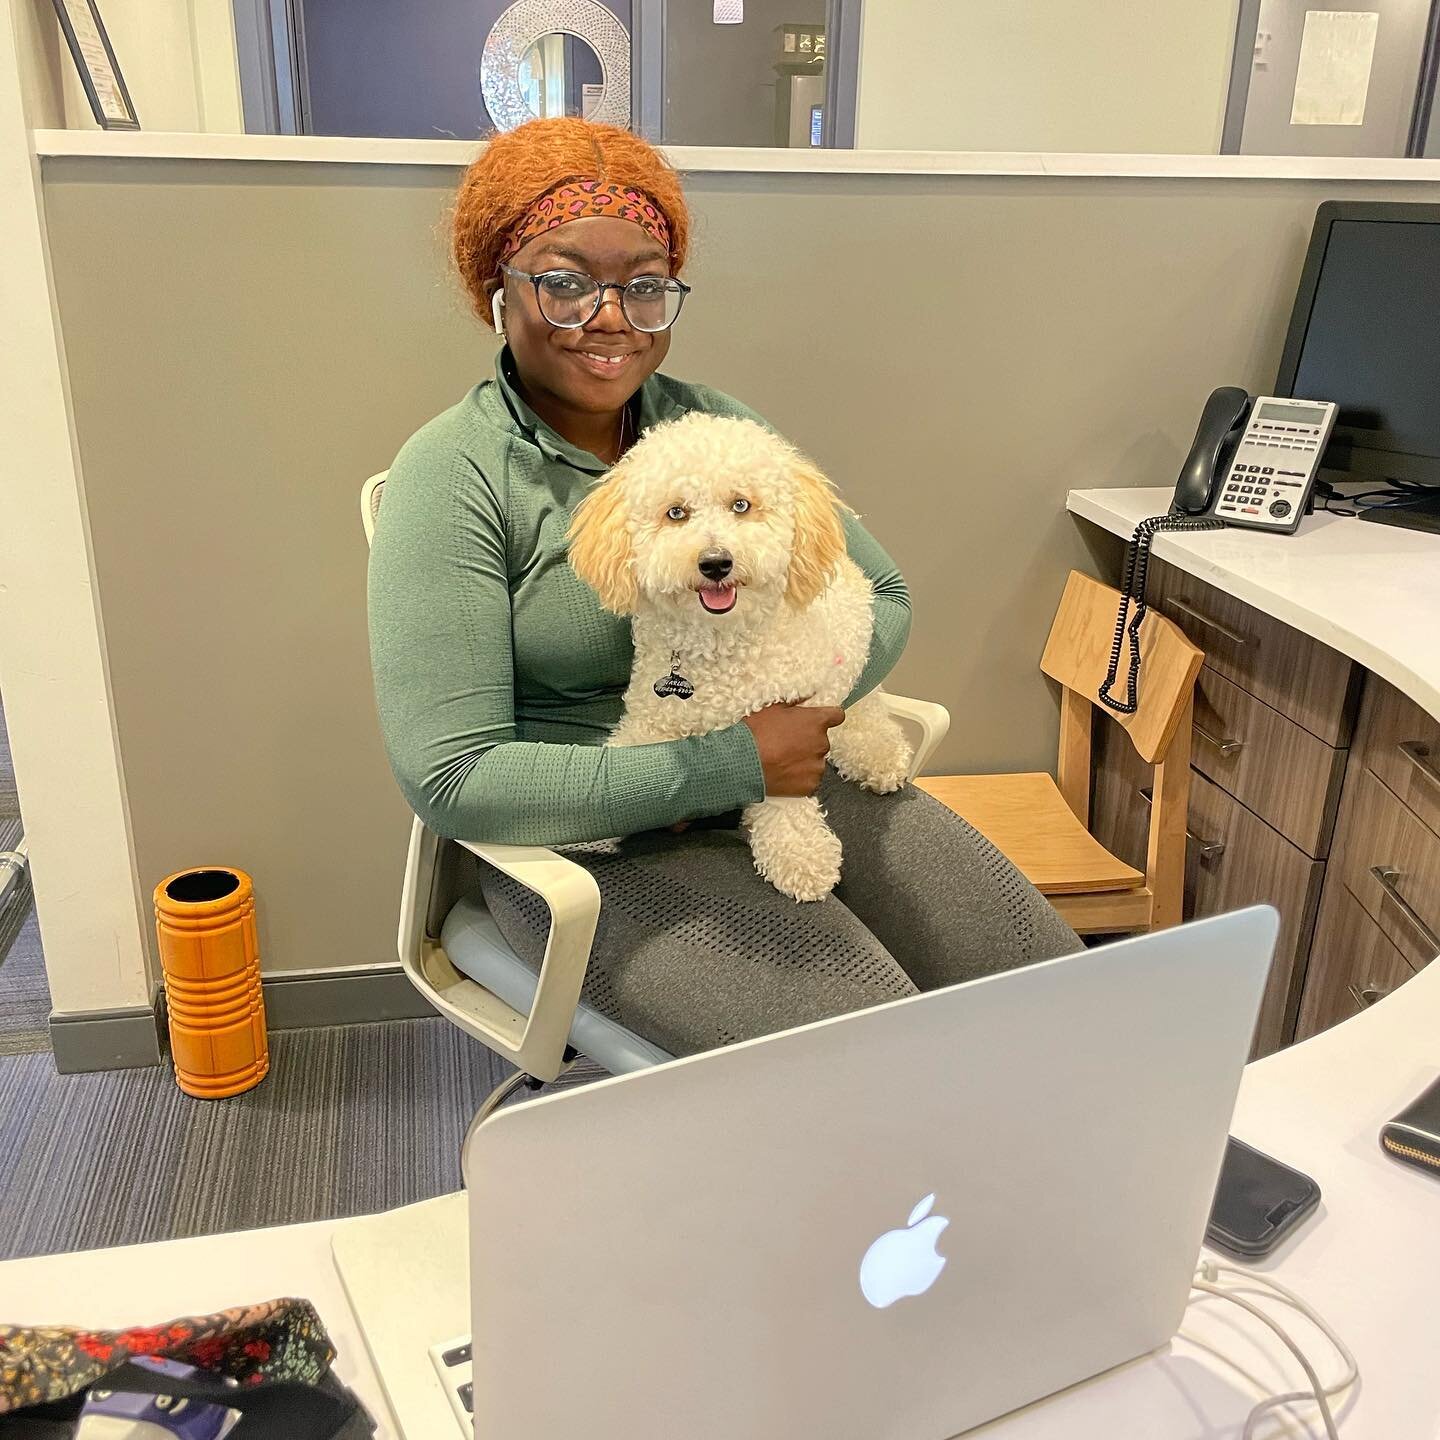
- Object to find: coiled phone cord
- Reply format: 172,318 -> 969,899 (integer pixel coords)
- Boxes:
1098,513 -> 1223,714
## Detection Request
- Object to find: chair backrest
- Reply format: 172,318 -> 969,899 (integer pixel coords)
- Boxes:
1041,570 -> 1202,764
361,472 -> 388,549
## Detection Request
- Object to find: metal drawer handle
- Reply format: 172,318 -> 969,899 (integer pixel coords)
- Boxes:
1169,597 -> 1258,649
1137,786 -> 1226,861
1347,982 -> 1393,1009
1195,722 -> 1244,757
1397,741 -> 1440,793
1369,865 -> 1440,957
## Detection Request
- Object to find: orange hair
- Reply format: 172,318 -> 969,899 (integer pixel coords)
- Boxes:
453,118 -> 691,329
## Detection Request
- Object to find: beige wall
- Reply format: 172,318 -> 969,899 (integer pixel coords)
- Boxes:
856,0 -> 1239,153
39,160 -> 1440,988
10,0 -> 243,134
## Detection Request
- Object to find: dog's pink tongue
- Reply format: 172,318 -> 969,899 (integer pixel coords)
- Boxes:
699,584 -> 737,614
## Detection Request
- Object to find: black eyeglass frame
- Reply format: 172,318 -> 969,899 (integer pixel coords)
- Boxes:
499,264 -> 692,333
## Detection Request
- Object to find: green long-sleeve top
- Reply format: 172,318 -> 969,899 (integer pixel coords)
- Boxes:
367,353 -> 912,846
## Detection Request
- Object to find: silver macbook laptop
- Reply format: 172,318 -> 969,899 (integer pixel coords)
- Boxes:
335,907 -> 1275,1439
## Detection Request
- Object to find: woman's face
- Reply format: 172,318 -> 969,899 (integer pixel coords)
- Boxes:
500,216 -> 674,418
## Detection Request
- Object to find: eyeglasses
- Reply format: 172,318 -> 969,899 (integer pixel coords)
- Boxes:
500,265 -> 691,333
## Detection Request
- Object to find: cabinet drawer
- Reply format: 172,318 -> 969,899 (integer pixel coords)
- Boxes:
1355,675 -> 1440,843
1192,667 -> 1346,857
1295,881 -> 1417,1042
1185,772 -> 1325,1056
1148,560 -> 1358,746
1331,766 -> 1440,972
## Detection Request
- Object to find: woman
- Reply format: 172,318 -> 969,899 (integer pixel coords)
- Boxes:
368,119 -> 1079,1058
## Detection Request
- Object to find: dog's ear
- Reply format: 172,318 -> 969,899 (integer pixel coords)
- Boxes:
568,475 -> 638,614
785,454 -> 847,608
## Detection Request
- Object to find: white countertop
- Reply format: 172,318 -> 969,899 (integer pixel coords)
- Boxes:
5,959 -> 1440,1437
1068,486 -> 1440,723
29,130 -> 1440,181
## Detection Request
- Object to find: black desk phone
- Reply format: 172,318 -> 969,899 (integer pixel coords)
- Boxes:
1172,386 -> 1338,534
1098,386 -> 1337,714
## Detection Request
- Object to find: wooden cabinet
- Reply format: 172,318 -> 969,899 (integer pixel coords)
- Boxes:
1295,880 -> 1417,1041
1146,562 -> 1362,746
1190,667 -> 1346,856
1330,766 -> 1440,972
1185,773 -> 1324,1054
1353,675 -> 1440,844
1092,725 -> 1321,1055
1092,560 -> 1439,1057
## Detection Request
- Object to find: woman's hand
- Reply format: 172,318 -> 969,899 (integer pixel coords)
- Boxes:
744,701 -> 846,797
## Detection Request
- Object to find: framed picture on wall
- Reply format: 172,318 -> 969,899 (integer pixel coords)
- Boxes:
50,0 -> 139,130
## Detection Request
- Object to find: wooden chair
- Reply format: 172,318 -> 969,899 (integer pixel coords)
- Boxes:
919,570 -> 1203,934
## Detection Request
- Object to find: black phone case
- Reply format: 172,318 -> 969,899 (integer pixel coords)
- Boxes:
1205,1136 -> 1320,1259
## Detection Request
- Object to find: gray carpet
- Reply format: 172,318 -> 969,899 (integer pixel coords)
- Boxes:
0,689 -> 46,1053
0,692 -> 18,816
0,1018 -> 605,1261
0,879 -> 49,1056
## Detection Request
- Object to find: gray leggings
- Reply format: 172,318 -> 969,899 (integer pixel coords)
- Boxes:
477,772 -> 1082,1058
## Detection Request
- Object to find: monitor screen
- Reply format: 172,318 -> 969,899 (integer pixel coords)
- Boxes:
1277,207 -> 1440,483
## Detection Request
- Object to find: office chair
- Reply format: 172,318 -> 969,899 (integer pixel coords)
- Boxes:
362,471 -> 951,1118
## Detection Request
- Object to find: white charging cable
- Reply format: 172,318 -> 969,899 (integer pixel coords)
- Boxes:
1190,1260 -> 1359,1439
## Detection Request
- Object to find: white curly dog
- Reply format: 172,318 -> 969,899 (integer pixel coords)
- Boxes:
568,412 -> 912,902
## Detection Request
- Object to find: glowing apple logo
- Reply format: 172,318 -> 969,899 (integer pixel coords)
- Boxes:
859,1193 -> 950,1309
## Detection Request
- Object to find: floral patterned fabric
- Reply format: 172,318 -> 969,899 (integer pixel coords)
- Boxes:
0,1298 -> 334,1415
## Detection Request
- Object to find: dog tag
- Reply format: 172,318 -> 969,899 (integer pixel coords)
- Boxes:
654,651 -> 695,700
654,672 -> 695,700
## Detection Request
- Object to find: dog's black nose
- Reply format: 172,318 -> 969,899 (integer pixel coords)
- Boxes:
698,548 -> 733,582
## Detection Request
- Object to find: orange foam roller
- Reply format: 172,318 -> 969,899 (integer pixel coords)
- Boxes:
153,867 -> 269,1098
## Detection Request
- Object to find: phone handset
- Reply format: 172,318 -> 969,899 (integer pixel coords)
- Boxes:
1171,386 -> 1253,515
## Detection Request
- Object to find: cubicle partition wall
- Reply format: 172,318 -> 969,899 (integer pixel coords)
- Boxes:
30,148 -> 1440,1051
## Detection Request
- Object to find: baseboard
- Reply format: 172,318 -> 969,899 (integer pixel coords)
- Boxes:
47,967 -> 435,1072
262,965 -> 437,1029
49,1000 -> 165,1073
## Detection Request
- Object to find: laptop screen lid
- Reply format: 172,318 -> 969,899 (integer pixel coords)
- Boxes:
463,907 -> 1276,1440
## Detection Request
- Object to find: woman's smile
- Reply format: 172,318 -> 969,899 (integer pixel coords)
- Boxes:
569,347 -> 639,381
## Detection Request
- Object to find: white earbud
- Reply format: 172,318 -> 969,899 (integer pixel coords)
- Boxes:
491,289 -> 506,337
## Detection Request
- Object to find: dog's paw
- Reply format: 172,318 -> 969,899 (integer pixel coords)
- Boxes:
831,737 -> 913,795
754,847 -> 842,903
746,812 -> 843,903
831,754 -> 909,795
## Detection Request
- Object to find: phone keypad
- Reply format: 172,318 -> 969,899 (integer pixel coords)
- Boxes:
1216,402 -> 1337,530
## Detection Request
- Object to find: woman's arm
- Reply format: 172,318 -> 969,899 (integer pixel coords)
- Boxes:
842,510 -> 912,703
367,435 -> 764,846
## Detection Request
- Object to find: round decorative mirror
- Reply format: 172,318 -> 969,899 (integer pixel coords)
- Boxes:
481,0 -> 631,132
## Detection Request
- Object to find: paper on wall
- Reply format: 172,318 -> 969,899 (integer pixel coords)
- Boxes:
1291,11 -> 1379,126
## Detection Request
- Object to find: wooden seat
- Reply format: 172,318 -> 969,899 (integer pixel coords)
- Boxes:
919,571 -> 1203,935
918,773 -> 1142,893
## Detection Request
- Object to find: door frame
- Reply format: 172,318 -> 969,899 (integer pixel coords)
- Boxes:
631,0 -> 665,139
822,0 -> 862,148
232,0 -> 312,135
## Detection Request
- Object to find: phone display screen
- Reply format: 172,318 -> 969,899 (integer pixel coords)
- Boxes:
1258,402 -> 1328,426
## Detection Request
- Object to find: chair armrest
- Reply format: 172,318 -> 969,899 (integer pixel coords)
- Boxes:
397,818 -> 599,1082
879,694 -> 951,781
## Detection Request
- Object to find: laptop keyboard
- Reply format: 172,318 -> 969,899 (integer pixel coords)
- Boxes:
428,1333 -> 474,1433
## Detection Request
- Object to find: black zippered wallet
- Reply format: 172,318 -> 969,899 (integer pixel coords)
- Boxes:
1381,1074 -> 1440,1177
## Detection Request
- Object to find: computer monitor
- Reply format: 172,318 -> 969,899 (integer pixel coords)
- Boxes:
1275,201 -> 1440,488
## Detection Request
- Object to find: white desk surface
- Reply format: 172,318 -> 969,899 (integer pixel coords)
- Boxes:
1067,486 -> 1440,723
4,960 -> 1439,1438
